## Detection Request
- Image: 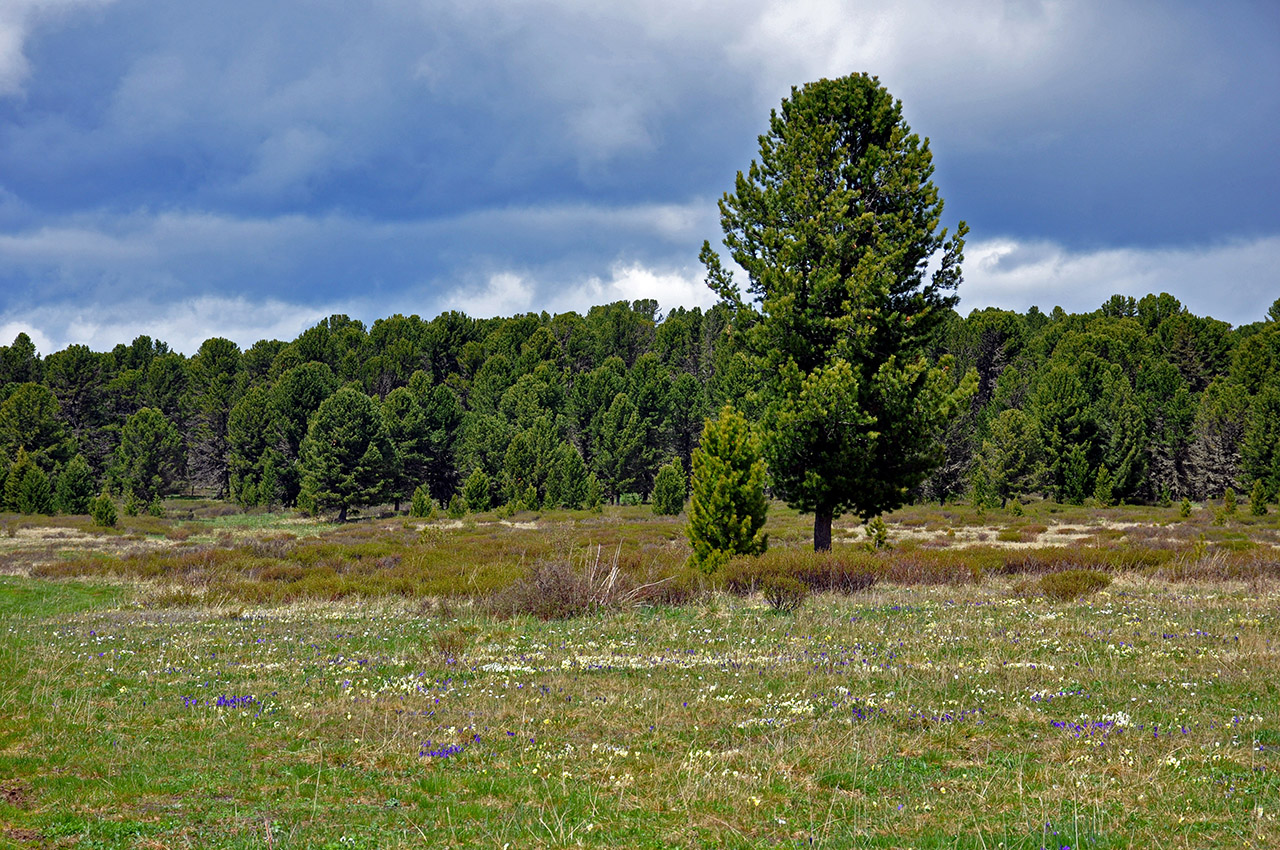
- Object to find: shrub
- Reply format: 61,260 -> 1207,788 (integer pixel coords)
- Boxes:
618,492 -> 642,507
485,547 -> 665,620
584,473 -> 603,513
687,406 -> 768,574
865,515 -> 890,550
1039,569 -> 1111,601
1179,498 -> 1192,518
55,454 -> 96,515
461,468 -> 491,513
1223,487 -> 1237,515
761,573 -> 806,613
723,549 -> 879,596
651,458 -> 686,515
410,484 -> 435,518
446,494 -> 466,519
90,492 -> 117,528
17,465 -> 55,515
1250,479 -> 1268,516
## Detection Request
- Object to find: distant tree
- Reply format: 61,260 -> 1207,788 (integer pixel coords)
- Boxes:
227,387 -> 280,507
409,484 -> 435,518
686,406 -> 768,573
271,361 -> 339,505
1187,378 -> 1247,499
0,332 -> 42,385
592,392 -> 645,500
2,448 -> 35,512
1241,376 -> 1280,499
382,386 -> 430,512
651,457 -> 686,515
708,73 -> 972,550
55,454 -> 96,515
461,467 -> 492,513
298,387 -> 396,522
186,337 -> 244,497
976,408 -> 1043,507
544,441 -> 588,509
43,344 -> 109,468
113,408 -> 183,505
0,383 -> 73,471
17,464 -> 54,515
89,491 -> 117,527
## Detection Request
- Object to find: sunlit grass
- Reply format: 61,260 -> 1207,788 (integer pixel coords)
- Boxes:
1,573 -> 1276,847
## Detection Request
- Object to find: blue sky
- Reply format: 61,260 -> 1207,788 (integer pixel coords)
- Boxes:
1,0 -> 1277,354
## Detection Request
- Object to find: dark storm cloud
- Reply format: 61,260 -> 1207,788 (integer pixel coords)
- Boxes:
0,0 -> 1275,352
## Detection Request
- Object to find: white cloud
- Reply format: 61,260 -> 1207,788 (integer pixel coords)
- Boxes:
0,0 -> 114,96
960,235 -> 1280,326
543,262 -> 715,316
0,294 -> 337,355
440,272 -> 535,318
0,321 -> 55,357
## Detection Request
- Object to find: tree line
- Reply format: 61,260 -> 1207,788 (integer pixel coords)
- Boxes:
1,290 -> 1276,520
2,73 -> 1278,532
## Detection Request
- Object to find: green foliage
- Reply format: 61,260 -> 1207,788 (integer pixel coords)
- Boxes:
0,382 -> 72,471
461,467 -> 491,513
410,484 -> 435,518
865,515 -> 890,550
651,457 -> 686,515
584,472 -> 603,513
55,454 -> 96,515
1249,478 -> 1268,516
446,494 -> 466,519
1093,466 -> 1115,507
113,408 -> 183,505
1061,443 -> 1090,505
227,386 -> 279,507
760,573 -> 807,613
544,442 -> 587,509
17,464 -> 54,515
1179,498 -> 1193,518
712,74 -> 973,550
298,387 -> 397,522
3,447 -> 36,512
976,408 -> 1044,506
89,491 -> 117,527
1038,569 -> 1112,601
687,406 -> 768,573
1223,486 -> 1237,515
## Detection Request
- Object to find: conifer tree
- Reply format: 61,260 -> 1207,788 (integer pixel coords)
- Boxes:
707,73 -> 972,550
55,454 -> 96,514
4,448 -> 37,512
298,387 -> 397,521
651,457 -> 686,515
18,465 -> 54,515
686,406 -> 768,573
461,467 -> 491,513
113,408 -> 183,505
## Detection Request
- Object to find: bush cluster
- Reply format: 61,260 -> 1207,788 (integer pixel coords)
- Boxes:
1038,569 -> 1112,601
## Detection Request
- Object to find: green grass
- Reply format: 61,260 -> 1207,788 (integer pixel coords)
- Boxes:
1,571 -> 1277,847
1,498 -> 1279,846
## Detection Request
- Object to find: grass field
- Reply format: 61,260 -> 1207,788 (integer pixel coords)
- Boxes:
1,499 -> 1278,848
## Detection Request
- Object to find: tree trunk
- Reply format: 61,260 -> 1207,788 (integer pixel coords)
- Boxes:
337,504 -> 348,523
814,510 -> 833,552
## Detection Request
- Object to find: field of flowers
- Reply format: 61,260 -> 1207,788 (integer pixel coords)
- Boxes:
1,567 -> 1276,848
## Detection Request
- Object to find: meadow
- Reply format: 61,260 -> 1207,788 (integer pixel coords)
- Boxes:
0,499 -> 1278,848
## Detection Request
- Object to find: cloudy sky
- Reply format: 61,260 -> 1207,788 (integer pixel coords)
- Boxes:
1,0 -> 1277,354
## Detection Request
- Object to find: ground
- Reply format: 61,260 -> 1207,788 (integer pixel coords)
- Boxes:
0,498 -> 1277,848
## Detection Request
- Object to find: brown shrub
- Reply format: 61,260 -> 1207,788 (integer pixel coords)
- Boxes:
1039,569 -> 1111,601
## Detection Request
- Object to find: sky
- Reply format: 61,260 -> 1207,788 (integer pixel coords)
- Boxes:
0,0 -> 1277,355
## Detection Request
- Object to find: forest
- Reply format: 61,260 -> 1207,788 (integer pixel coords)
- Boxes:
2,290 -> 1278,523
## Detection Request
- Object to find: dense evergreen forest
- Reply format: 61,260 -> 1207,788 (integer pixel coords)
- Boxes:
1,291 -> 1279,520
